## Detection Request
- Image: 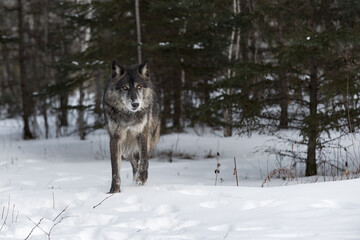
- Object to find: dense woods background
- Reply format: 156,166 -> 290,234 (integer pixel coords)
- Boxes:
0,0 -> 359,176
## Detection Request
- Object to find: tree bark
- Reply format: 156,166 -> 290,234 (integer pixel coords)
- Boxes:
306,63 -> 318,176
160,88 -> 170,132
279,70 -> 289,128
18,0 -> 34,139
94,69 -> 103,124
59,92 -> 69,127
180,58 -> 185,130
135,0 -> 142,64
173,75 -> 182,131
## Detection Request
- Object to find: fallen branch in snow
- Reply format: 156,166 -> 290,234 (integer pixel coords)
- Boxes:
24,217 -> 44,240
93,194 -> 115,209
25,205 -> 73,240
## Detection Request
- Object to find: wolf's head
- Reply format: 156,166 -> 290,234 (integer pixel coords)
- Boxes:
106,60 -> 153,113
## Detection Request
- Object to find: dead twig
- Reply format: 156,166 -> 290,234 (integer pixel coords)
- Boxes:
26,216 -> 47,235
93,194 -> 115,209
24,217 -> 44,240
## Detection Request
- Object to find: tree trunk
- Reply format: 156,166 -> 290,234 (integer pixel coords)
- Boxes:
279,70 -> 289,128
55,28 -> 69,128
135,0 -> 142,64
180,58 -> 185,129
59,93 -> 69,127
42,0 -> 49,138
173,75 -> 182,131
306,63 -> 318,176
223,0 -> 239,137
278,23 -> 288,129
94,69 -> 103,124
160,88 -> 170,132
305,0 -> 317,176
179,20 -> 187,129
78,83 -> 86,140
18,0 -> 34,139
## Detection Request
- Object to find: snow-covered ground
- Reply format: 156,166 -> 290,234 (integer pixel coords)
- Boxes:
0,119 -> 359,240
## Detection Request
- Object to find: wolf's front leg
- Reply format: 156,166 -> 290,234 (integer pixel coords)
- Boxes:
136,135 -> 148,186
109,135 -> 121,193
131,152 -> 139,181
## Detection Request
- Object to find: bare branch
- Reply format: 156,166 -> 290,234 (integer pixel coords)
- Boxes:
53,205 -> 69,222
24,217 -> 44,240
26,216 -> 47,234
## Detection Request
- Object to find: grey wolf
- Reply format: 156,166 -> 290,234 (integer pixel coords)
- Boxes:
102,60 -> 160,193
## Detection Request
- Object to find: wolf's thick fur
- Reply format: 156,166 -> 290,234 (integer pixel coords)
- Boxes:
103,60 -> 160,193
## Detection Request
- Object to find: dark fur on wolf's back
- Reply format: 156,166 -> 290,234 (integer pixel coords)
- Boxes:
102,60 -> 160,193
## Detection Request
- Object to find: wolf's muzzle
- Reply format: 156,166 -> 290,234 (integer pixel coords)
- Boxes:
131,102 -> 139,109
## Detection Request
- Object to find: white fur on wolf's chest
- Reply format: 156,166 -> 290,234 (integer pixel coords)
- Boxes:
107,117 -> 148,156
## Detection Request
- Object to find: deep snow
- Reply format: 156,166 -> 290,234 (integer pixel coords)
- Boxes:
0,119 -> 359,240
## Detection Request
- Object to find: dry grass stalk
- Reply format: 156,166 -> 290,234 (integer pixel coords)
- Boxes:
234,157 -> 239,186
0,196 -> 10,231
261,167 -> 295,187
341,169 -> 350,180
215,152 -> 221,186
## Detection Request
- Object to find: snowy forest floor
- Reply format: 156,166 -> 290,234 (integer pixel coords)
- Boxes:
0,119 -> 359,240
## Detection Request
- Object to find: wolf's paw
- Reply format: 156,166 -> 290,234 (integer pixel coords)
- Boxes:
136,173 -> 148,186
136,179 -> 145,186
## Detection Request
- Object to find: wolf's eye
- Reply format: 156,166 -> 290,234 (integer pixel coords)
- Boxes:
136,85 -> 142,89
122,85 -> 128,90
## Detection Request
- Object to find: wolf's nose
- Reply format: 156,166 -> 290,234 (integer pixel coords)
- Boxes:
132,102 -> 139,108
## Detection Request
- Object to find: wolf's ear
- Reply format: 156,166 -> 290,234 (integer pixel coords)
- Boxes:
138,60 -> 150,78
112,60 -> 125,78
